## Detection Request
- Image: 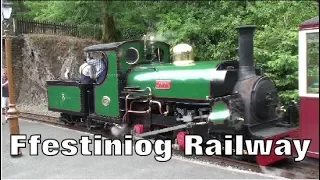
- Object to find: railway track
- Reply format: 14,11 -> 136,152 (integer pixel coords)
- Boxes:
19,112 -> 62,126
19,112 -> 109,136
17,112 -> 319,179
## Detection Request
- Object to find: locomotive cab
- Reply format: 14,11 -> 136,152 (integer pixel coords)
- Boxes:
46,39 -> 172,126
82,40 -> 172,123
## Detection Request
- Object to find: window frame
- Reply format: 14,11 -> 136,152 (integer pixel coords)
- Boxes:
298,28 -> 319,98
85,50 -> 108,85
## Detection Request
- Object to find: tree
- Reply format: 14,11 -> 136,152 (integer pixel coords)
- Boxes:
101,1 -> 116,43
15,1 -> 319,104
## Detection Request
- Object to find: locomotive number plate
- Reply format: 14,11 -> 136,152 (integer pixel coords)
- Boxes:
155,80 -> 171,89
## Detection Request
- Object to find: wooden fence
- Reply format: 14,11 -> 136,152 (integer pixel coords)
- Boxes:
14,18 -> 102,40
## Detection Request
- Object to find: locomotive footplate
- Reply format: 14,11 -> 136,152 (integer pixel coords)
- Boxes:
133,121 -> 208,140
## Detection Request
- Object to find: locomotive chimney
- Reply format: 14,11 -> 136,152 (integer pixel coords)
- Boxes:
236,25 -> 256,81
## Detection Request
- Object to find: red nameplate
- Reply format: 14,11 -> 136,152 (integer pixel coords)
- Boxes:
155,80 -> 171,89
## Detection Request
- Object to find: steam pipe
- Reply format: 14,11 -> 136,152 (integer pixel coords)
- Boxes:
122,87 -> 152,122
150,100 -> 169,116
236,25 -> 256,81
144,35 -> 147,60
150,36 -> 155,60
128,100 -> 151,114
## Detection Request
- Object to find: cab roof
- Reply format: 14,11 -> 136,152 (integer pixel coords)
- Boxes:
83,40 -> 171,52
83,41 -> 126,52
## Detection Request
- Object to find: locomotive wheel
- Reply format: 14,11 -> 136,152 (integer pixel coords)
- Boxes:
176,131 -> 189,150
131,124 -> 144,135
130,124 -> 144,142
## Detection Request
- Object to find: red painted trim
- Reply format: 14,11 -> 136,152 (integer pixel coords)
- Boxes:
299,16 -> 319,31
256,128 -> 299,166
307,151 -> 319,159
299,96 -> 319,100
299,96 -> 319,159
299,25 -> 319,31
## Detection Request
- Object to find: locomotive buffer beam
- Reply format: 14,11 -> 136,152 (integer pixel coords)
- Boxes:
133,121 -> 208,140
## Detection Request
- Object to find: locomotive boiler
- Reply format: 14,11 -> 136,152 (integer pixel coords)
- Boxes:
46,24 -> 299,166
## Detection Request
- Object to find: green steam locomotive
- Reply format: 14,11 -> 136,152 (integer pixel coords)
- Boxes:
46,25 -> 299,166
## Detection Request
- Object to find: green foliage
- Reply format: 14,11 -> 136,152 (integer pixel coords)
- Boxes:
13,1 -> 319,104
279,90 -> 299,106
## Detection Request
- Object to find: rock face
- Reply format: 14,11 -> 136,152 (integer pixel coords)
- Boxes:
3,34 -> 99,114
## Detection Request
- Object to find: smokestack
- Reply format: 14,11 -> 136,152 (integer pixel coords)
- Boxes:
236,25 -> 256,81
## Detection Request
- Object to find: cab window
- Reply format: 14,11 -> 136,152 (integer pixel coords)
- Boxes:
85,51 -> 108,85
306,32 -> 319,94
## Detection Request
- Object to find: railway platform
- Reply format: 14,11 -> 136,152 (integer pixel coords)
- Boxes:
1,119 -> 282,179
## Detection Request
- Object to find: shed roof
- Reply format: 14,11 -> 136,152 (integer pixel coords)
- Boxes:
299,16 -> 319,30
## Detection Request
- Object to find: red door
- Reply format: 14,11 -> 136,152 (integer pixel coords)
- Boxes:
300,97 -> 319,159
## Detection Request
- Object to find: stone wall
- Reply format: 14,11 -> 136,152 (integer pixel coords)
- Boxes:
2,34 -> 99,108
